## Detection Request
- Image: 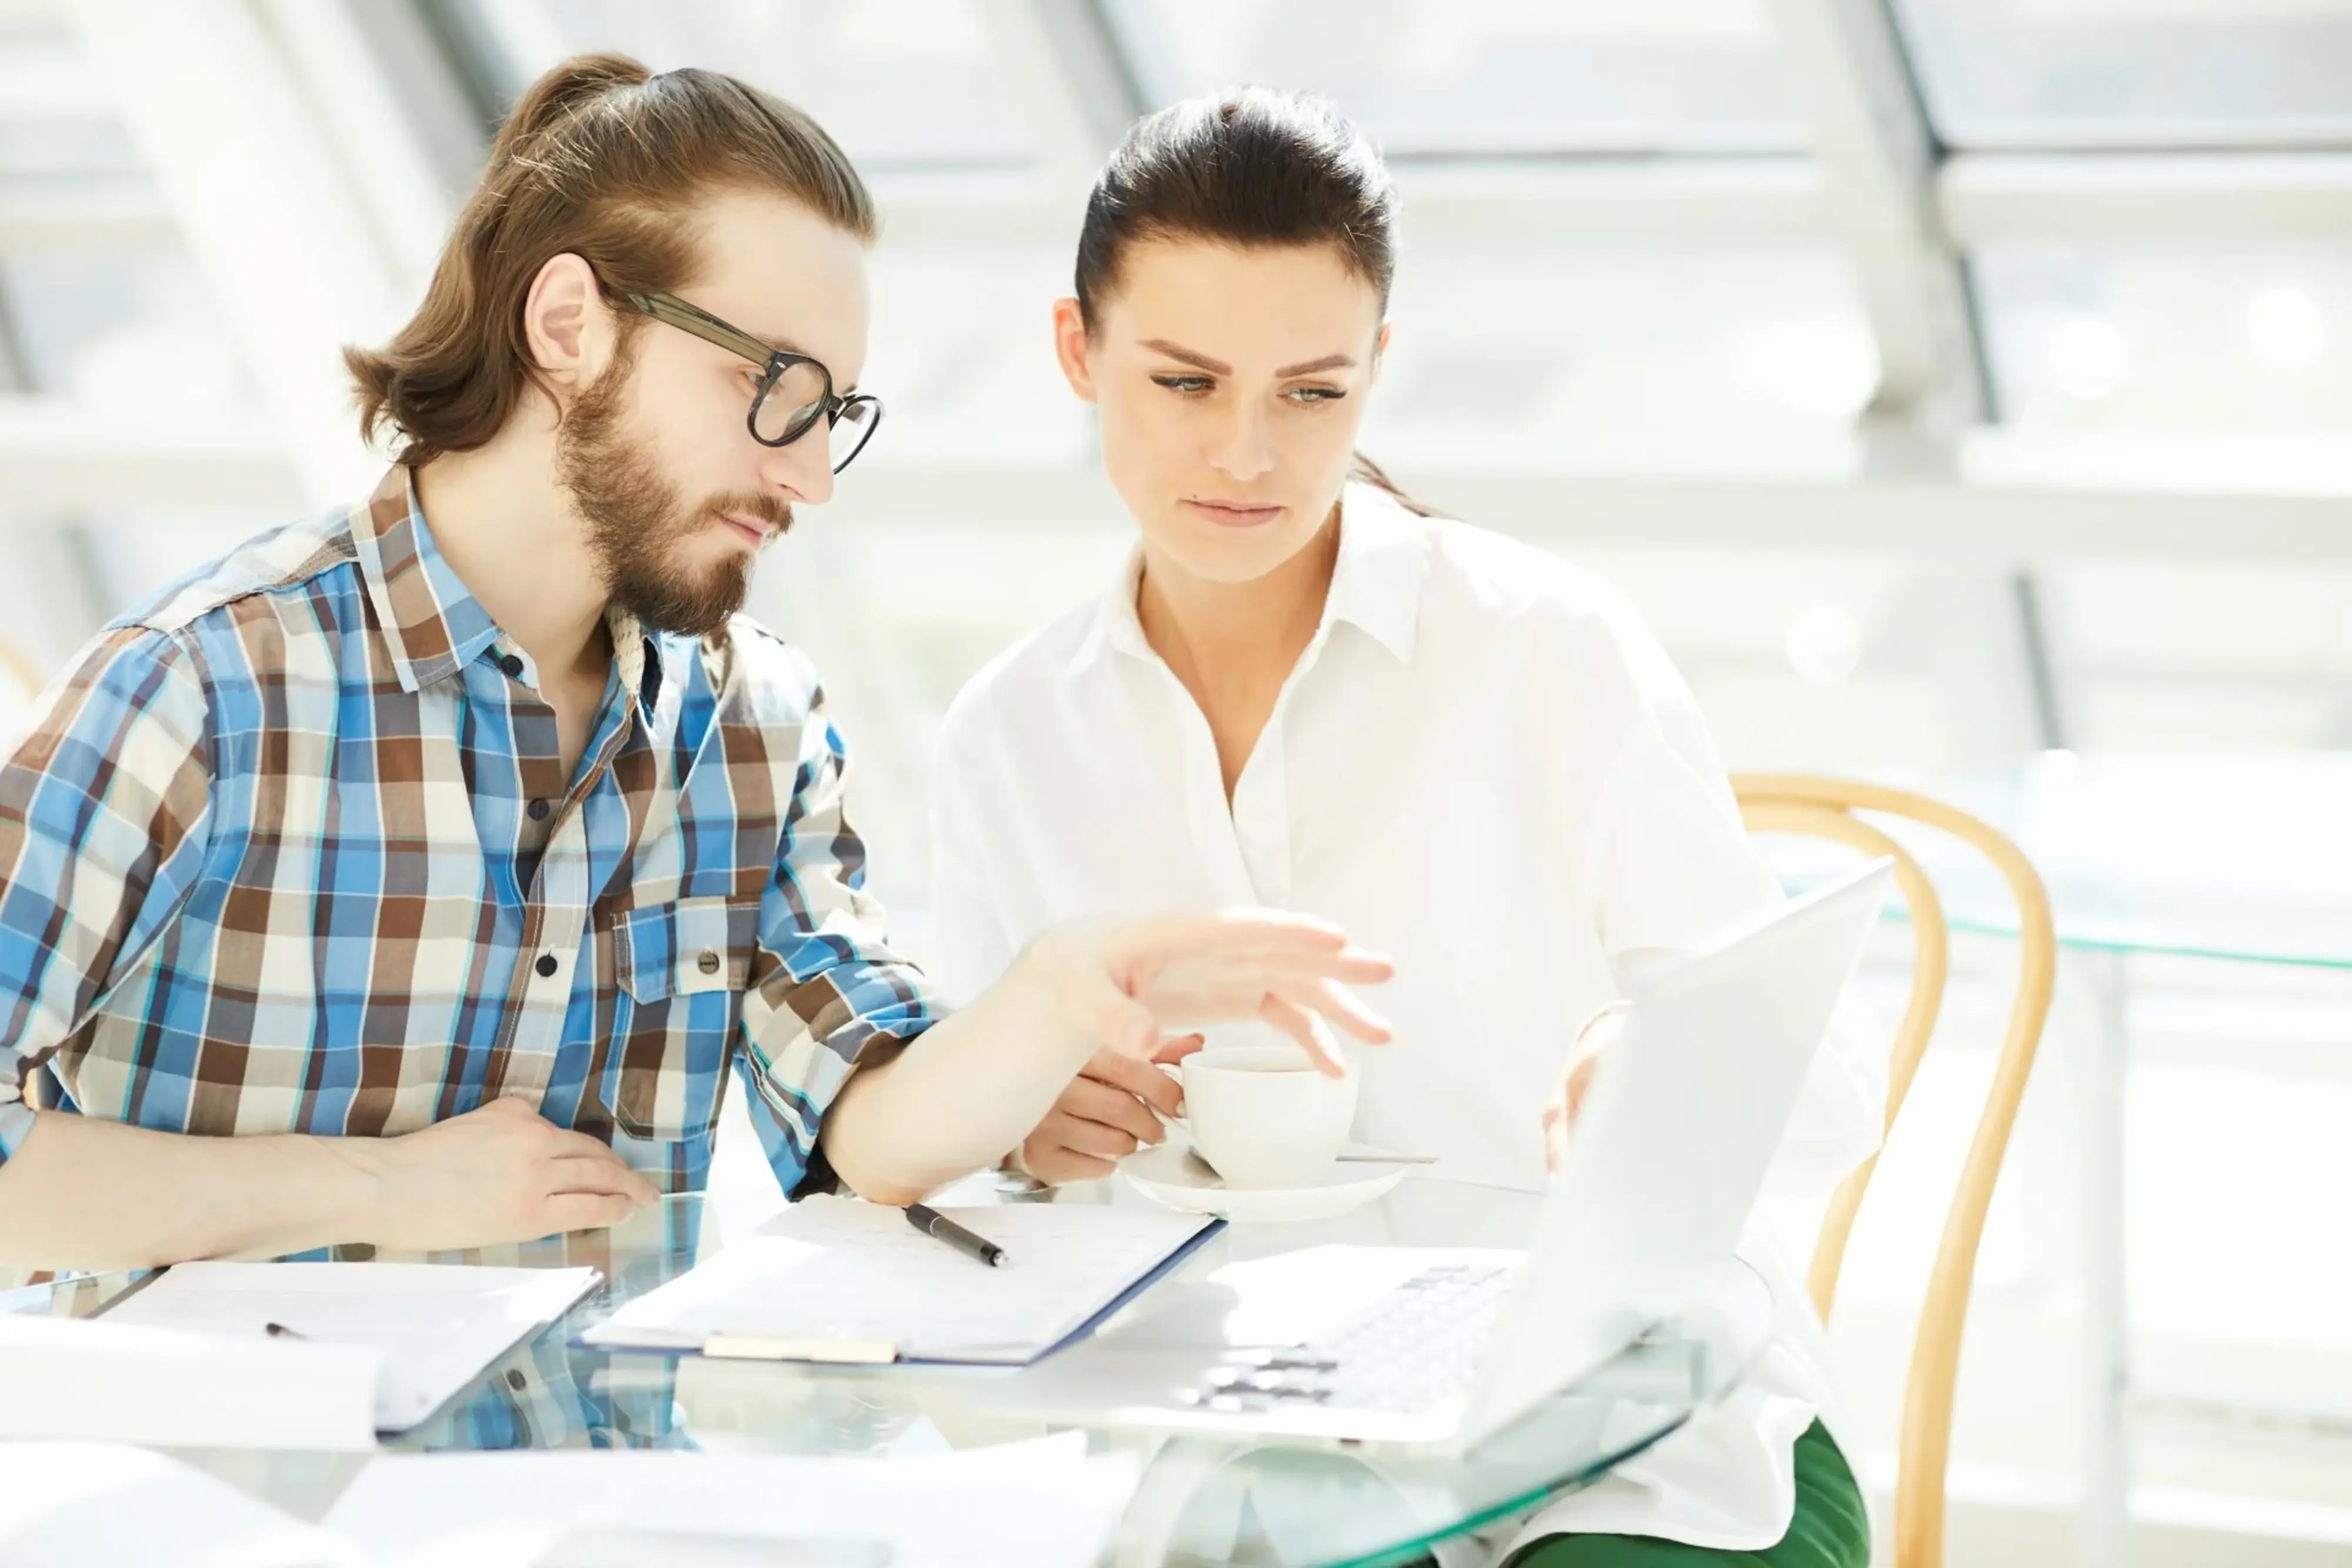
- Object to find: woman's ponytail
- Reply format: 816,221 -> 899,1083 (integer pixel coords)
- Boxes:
1347,452 -> 1442,519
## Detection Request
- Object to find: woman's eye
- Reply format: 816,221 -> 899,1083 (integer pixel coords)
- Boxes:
1286,386 -> 1347,406
1151,374 -> 1213,396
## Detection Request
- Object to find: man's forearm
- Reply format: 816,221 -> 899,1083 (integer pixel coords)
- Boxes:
0,1112 -> 389,1271
819,944 -> 1097,1205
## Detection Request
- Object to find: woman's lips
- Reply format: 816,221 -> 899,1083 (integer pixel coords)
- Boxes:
1182,498 -> 1285,529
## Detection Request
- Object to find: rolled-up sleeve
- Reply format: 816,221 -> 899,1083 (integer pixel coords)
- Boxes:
0,627 -> 215,1163
734,695 -> 943,1191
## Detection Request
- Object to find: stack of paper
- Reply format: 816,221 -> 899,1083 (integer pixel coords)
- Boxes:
0,1436 -> 1141,1568
100,1262 -> 600,1432
0,1443 -> 364,1566
583,1195 -> 1219,1363
0,1313 -> 381,1450
323,1433 -> 1142,1568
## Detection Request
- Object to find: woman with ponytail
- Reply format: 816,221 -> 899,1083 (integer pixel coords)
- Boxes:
930,88 -> 1877,1568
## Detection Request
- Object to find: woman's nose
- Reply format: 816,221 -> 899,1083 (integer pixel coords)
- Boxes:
1209,403 -> 1276,483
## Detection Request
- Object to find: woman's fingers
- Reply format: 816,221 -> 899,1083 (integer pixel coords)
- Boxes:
1063,1074 -> 1168,1144
1269,974 -> 1392,1046
1563,1054 -> 1601,1122
1309,947 -> 1398,985
1110,911 -> 1379,974
1192,909 -> 1351,951
1541,1099 -> 1566,1175
1204,914 -> 1394,981
1257,992 -> 1345,1076
1148,1034 -> 1205,1068
1023,1139 -> 1118,1185
1041,1110 -> 1141,1161
1089,1046 -> 1188,1119
1078,911 -> 1392,1066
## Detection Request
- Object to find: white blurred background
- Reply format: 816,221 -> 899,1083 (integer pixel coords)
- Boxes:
2,2 -> 2349,1563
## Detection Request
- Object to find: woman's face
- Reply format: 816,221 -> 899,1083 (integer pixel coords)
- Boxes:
1055,238 -> 1387,586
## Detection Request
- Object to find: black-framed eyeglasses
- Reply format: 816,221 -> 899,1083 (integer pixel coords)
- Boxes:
621,290 -> 882,474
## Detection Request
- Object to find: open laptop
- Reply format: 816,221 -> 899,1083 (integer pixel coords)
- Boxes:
983,857 -> 1894,1454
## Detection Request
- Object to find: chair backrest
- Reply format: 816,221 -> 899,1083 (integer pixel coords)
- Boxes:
1733,775 -> 2057,1568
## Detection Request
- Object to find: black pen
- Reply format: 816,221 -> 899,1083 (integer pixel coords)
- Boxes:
904,1203 -> 1008,1267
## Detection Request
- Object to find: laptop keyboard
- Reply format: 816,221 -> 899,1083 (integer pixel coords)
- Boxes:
1175,1261 -> 1518,1417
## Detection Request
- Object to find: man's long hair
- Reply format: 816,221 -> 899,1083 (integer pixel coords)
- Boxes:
346,54 -> 875,466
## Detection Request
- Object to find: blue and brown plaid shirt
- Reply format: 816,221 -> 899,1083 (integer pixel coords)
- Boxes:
0,466 -> 940,1195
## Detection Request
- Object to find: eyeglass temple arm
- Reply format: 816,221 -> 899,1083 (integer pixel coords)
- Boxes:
624,292 -> 776,369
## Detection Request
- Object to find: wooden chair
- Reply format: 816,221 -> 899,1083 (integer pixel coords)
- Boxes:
1733,775 -> 2057,1568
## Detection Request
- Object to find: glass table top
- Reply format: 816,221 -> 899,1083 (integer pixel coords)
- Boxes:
8,1176 -> 1773,1568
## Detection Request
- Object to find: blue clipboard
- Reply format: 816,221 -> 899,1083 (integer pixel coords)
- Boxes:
572,1214 -> 1226,1368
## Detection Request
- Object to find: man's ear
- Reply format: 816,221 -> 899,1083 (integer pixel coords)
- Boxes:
1051,296 -> 1097,404
522,253 -> 615,399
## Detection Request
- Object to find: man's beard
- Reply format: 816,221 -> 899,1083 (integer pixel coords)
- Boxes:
555,340 -> 793,640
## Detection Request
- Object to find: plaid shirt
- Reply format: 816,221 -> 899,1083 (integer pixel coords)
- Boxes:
0,466 -> 940,1195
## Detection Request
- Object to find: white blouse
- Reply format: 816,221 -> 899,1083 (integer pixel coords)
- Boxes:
928,482 -> 1885,1554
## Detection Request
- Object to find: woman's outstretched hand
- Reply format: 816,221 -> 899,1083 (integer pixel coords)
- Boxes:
1034,908 -> 1394,1076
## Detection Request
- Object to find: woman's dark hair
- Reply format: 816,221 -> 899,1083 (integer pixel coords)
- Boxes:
1074,86 -> 1439,518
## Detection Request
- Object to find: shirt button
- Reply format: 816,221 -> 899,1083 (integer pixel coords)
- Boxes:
499,653 -> 524,679
528,798 -> 550,821
505,1368 -> 528,1391
697,949 -> 721,975
536,954 -> 558,977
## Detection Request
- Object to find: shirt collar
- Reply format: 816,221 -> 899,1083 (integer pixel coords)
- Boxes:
352,466 -> 501,693
1322,480 -> 1429,663
352,466 -> 664,718
1071,479 -> 1429,676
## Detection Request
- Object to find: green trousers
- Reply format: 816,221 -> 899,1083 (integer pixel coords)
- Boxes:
1499,1420 -> 1870,1568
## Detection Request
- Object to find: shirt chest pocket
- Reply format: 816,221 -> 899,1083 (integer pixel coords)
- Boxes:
599,895 -> 757,1141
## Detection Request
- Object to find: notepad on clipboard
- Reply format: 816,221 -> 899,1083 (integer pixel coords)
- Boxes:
581,1196 -> 1221,1365
98,1262 -> 601,1434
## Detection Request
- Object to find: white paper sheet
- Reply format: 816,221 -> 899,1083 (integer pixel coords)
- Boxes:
102,1262 -> 599,1432
0,1442 -> 365,1567
583,1195 -> 1215,1362
0,1314 -> 381,1450
323,1433 -> 1141,1568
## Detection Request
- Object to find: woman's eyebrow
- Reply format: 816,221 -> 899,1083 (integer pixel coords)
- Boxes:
1139,339 -> 1357,379
1140,338 -> 1230,374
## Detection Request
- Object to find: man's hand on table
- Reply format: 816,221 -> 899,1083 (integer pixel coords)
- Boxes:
352,1095 -> 662,1251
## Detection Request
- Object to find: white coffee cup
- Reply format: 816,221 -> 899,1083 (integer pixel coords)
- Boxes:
1180,1044 -> 1357,1189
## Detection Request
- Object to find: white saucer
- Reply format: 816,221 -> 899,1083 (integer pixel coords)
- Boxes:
1117,1140 -> 1409,1222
